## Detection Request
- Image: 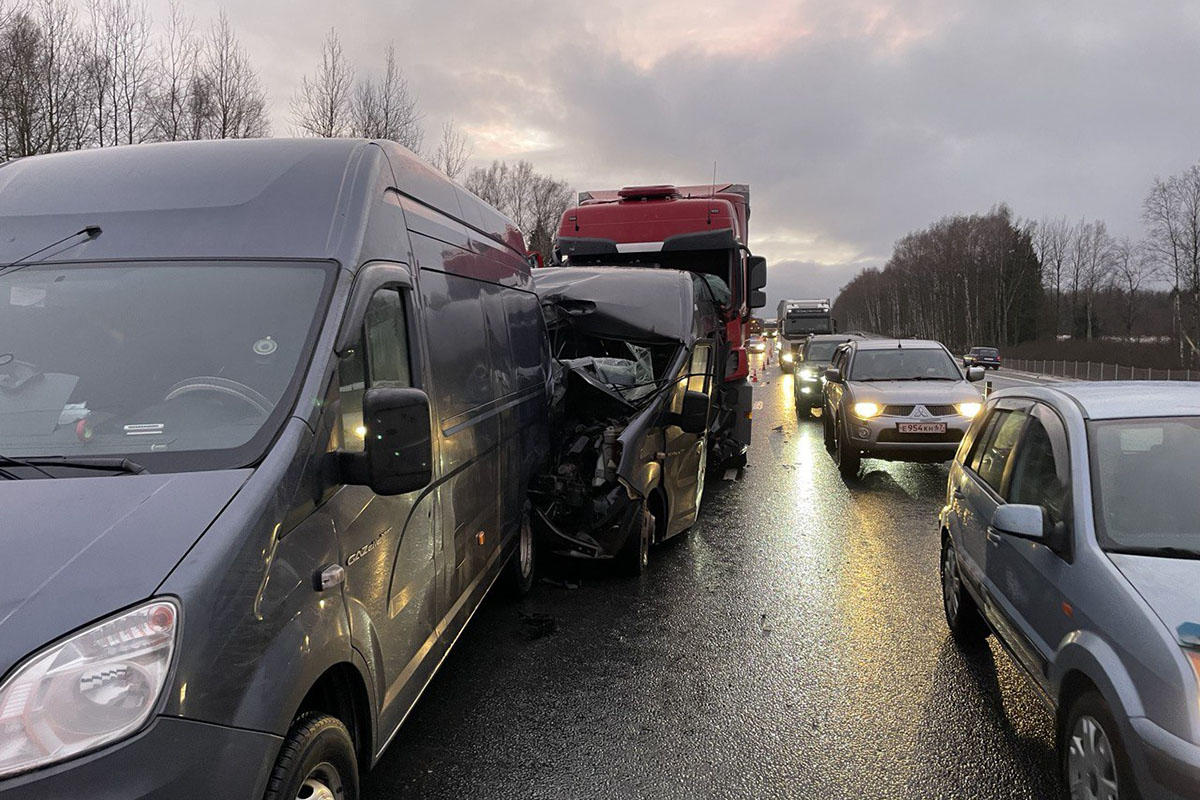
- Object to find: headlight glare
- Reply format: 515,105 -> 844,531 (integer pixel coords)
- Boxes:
853,402 -> 882,419
782,352 -> 794,363
798,368 -> 817,380
956,402 -> 982,418
0,599 -> 178,778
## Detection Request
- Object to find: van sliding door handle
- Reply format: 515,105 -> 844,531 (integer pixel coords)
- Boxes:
953,488 -> 966,500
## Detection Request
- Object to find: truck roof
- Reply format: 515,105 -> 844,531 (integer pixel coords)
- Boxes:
557,183 -> 749,258
0,138 -> 527,267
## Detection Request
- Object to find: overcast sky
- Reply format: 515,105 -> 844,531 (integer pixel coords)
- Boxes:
144,0 -> 1200,308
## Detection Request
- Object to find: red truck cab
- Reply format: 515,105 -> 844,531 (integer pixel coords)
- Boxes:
554,183 -> 767,467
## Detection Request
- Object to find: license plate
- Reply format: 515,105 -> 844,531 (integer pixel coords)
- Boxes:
898,422 -> 946,434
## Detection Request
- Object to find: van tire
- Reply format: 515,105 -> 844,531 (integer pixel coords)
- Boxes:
1060,690 -> 1140,800
618,506 -> 653,576
503,509 -> 537,598
264,712 -> 359,800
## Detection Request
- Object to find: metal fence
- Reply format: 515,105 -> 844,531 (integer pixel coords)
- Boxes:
1004,358 -> 1198,381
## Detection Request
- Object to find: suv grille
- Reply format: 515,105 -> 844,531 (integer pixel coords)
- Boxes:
878,429 -> 965,444
883,405 -> 914,416
924,405 -> 957,416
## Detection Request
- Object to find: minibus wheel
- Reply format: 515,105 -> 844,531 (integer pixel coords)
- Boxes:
264,712 -> 359,800
504,508 -> 537,597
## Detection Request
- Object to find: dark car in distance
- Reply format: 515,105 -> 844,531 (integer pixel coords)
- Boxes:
964,346 -> 1001,370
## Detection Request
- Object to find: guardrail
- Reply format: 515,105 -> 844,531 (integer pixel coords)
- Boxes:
1003,358 -> 1198,381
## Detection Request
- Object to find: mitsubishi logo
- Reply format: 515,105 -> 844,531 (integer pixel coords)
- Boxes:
913,405 -> 931,418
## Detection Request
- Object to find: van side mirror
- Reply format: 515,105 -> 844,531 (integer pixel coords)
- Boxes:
966,366 -> 985,382
824,367 -> 843,383
342,388 -> 433,495
675,390 -> 710,434
747,255 -> 767,309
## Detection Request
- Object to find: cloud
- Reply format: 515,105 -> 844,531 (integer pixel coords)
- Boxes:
138,0 -> 1200,302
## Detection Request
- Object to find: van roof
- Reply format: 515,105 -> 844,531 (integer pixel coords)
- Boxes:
0,138 -> 526,266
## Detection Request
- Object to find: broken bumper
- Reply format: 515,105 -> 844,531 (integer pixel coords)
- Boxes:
533,498 -> 643,560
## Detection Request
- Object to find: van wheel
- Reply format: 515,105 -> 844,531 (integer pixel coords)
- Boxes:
1061,690 -> 1140,800
618,506 -> 653,576
941,539 -> 987,646
504,509 -> 537,598
834,416 -> 860,477
264,713 -> 359,800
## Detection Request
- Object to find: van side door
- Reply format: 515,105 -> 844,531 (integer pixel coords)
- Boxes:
662,342 -> 713,536
329,277 -> 440,738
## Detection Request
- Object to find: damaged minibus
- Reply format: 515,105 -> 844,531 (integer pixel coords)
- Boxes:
530,267 -> 723,574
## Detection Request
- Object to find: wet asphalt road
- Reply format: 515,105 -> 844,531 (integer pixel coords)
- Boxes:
363,361 -> 1062,799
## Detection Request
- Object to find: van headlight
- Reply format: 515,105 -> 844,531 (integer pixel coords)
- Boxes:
0,599 -> 179,778
853,402 -> 882,419
956,402 -> 982,418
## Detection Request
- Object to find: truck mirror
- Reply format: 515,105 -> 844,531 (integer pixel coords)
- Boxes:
750,289 -> 767,309
341,388 -> 433,495
747,256 -> 767,291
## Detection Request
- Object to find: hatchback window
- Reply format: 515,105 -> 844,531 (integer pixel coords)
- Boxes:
974,409 -> 1028,492
1008,413 -> 1070,524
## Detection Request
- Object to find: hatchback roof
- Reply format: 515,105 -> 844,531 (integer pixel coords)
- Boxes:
852,338 -> 945,350
1045,382 -> 1200,420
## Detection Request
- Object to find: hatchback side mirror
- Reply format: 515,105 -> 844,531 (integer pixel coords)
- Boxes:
991,504 -> 1047,541
342,388 -> 433,495
675,390 -> 710,434
824,367 -> 843,383
966,366 -> 985,382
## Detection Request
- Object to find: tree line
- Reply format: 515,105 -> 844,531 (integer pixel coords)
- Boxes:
834,160 -> 1200,366
0,2 -> 572,254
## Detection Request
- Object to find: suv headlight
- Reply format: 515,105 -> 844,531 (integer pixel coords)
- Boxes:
956,402 -> 982,418
0,599 -> 179,778
853,402 -> 882,419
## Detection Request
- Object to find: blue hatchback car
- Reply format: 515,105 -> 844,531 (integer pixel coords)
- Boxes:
939,382 -> 1200,800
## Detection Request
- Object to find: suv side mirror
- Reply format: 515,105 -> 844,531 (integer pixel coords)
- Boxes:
675,390 -> 710,434
342,388 -> 433,495
824,367 -> 843,383
966,366 -> 985,382
747,255 -> 767,309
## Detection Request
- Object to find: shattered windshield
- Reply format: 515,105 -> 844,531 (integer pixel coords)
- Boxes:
0,261 -> 333,472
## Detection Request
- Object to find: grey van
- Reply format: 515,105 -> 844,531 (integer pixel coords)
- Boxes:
0,139 -> 549,799
529,267 -> 719,573
940,383 -> 1200,799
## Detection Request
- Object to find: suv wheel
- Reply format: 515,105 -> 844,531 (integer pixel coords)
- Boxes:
823,406 -> 835,451
834,415 -> 860,477
940,538 -> 988,646
1062,690 -> 1140,800
264,713 -> 359,800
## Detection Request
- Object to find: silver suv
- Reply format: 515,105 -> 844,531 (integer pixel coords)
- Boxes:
940,383 -> 1200,800
822,338 -> 984,476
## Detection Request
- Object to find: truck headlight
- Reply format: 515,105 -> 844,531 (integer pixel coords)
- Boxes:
956,402 -> 982,418
798,367 -> 817,380
853,402 -> 882,419
0,599 -> 179,778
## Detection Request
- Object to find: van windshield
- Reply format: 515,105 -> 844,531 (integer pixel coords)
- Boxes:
0,261 -> 334,472
1090,417 -> 1200,556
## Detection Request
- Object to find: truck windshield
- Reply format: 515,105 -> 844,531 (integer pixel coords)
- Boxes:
1090,417 -> 1200,555
784,313 -> 830,335
0,261 -> 334,472
849,349 -> 961,381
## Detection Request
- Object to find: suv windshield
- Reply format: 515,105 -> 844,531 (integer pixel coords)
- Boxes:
1091,417 -> 1200,554
849,348 -> 961,381
1,261 -> 334,472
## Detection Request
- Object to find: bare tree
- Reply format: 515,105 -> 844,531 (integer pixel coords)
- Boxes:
464,159 -> 572,255
149,0 -> 196,141
351,43 -> 422,150
1143,165 -> 1200,365
1035,216 -> 1070,336
1110,237 -> 1157,338
291,27 -> 354,138
430,118 -> 470,179
98,0 -> 154,145
195,11 -> 268,139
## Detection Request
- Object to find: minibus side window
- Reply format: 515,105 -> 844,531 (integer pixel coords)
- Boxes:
338,288 -> 412,453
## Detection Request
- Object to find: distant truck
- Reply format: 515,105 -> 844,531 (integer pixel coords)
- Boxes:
777,299 -> 835,372
554,183 -> 767,467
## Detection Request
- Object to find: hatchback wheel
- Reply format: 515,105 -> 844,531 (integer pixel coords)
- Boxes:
1062,691 -> 1139,800
264,713 -> 359,800
940,539 -> 987,646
